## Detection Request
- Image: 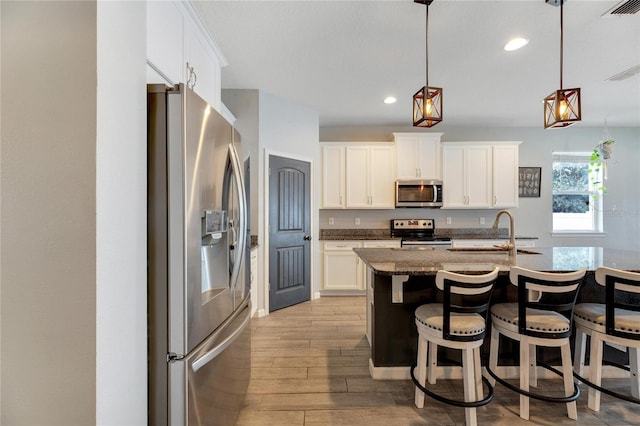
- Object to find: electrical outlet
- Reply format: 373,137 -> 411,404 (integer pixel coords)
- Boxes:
355,218 -> 361,225
328,217 -> 334,225
446,217 -> 452,225
480,217 -> 486,225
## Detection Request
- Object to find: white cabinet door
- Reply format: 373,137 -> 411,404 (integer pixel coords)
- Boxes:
345,146 -> 370,208
394,133 -> 442,180
368,145 -> 395,208
346,145 -> 395,209
250,248 -> 258,317
322,242 -> 363,291
442,144 -> 467,208
320,145 -> 345,208
147,1 -> 184,85
443,143 -> 517,209
492,144 -> 519,208
466,145 -> 492,208
184,25 -> 221,111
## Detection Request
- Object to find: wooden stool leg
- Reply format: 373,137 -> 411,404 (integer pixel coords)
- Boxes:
588,333 -> 604,412
630,347 -> 640,399
427,341 -> 438,385
530,343 -> 537,388
488,325 -> 499,387
414,333 -> 428,408
573,329 -> 587,383
520,338 -> 530,420
462,347 -> 478,426
561,342 -> 577,420
473,347 -> 482,400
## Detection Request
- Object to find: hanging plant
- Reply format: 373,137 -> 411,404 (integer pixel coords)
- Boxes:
589,138 -> 614,199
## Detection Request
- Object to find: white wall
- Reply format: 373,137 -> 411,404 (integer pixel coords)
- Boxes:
96,2 -> 147,424
320,125 -> 640,251
1,2 -> 97,423
222,89 -> 320,315
0,2 -> 147,424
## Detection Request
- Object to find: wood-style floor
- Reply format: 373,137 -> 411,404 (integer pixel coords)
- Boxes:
236,296 -> 640,426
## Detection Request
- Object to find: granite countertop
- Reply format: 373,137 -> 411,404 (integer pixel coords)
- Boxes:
353,246 -> 640,276
319,228 -> 537,241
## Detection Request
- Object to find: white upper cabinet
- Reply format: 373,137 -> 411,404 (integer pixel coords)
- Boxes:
492,144 -> 520,208
320,145 -> 346,208
147,1 -> 226,112
346,144 -> 395,209
442,142 -> 520,209
320,143 -> 395,209
394,132 -> 442,180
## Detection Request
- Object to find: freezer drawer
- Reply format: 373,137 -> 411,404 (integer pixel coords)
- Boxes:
169,302 -> 251,426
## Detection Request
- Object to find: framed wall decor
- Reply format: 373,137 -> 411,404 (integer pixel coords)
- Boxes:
519,167 -> 541,197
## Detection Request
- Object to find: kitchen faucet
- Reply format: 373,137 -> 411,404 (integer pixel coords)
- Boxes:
492,209 -> 516,257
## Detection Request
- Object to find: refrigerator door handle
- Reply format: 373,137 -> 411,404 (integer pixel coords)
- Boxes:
191,311 -> 250,373
228,144 -> 247,290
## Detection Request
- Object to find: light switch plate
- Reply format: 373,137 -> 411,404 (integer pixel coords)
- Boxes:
446,217 -> 452,225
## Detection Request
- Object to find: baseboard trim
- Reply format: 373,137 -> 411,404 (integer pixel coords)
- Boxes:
319,290 -> 366,296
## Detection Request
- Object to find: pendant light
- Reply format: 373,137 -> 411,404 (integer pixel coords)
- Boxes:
413,0 -> 442,127
543,0 -> 581,129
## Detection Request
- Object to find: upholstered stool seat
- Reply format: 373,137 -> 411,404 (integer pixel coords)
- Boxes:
574,303 -> 640,336
487,266 -> 586,421
491,304 -> 571,335
573,267 -> 640,411
415,304 -> 487,337
412,267 -> 499,426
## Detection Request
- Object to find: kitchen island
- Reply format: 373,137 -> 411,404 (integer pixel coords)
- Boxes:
355,246 -> 640,379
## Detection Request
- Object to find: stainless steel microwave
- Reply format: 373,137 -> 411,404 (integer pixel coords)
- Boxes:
395,180 -> 443,208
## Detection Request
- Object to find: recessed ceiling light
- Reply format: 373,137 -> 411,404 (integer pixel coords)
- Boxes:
504,37 -> 529,52
384,96 -> 397,104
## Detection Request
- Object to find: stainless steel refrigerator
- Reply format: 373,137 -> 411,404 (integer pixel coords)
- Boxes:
147,83 -> 251,425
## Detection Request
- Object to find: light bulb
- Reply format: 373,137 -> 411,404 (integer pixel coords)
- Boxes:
558,99 -> 569,119
424,98 -> 433,117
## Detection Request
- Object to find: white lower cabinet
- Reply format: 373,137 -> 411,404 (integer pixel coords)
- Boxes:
321,240 -> 400,294
322,242 -> 363,291
250,247 -> 258,317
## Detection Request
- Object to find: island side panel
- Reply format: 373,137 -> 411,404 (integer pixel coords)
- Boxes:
371,273 -> 438,367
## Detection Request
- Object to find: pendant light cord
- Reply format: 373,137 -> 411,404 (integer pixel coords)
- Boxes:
559,0 -> 563,90
425,2 -> 429,87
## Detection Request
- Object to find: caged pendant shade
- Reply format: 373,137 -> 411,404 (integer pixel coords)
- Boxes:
413,0 -> 442,127
543,0 -> 581,129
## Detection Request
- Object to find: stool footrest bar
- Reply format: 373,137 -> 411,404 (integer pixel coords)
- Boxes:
410,364 -> 494,408
485,362 -> 580,403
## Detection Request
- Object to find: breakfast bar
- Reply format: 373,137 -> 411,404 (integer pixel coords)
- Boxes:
355,246 -> 640,379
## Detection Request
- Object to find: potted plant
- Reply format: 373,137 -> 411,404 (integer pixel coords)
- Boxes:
589,139 -> 614,198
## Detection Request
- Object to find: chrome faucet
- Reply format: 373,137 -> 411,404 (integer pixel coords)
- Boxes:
492,209 -> 516,257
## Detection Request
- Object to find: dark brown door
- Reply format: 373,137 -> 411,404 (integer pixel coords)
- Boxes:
268,155 -> 311,311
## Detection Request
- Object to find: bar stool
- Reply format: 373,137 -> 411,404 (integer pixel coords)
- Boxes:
412,267 -> 499,426
486,266 -> 586,421
573,267 -> 640,411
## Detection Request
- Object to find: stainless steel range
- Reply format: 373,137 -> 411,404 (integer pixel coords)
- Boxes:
390,219 -> 452,248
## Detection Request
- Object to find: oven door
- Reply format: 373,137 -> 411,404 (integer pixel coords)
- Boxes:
395,181 -> 442,207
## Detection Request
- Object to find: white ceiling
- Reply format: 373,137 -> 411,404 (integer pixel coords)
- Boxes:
193,0 -> 640,128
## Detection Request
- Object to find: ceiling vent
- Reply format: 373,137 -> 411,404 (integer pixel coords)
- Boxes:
602,0 -> 640,16
607,64 -> 640,81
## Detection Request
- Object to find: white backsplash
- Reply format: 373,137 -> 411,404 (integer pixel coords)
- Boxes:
319,209 -> 505,230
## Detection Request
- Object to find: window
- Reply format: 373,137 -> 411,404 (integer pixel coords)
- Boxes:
552,152 -> 603,232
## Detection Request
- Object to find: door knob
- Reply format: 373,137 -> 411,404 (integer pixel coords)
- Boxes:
303,235 -> 312,241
